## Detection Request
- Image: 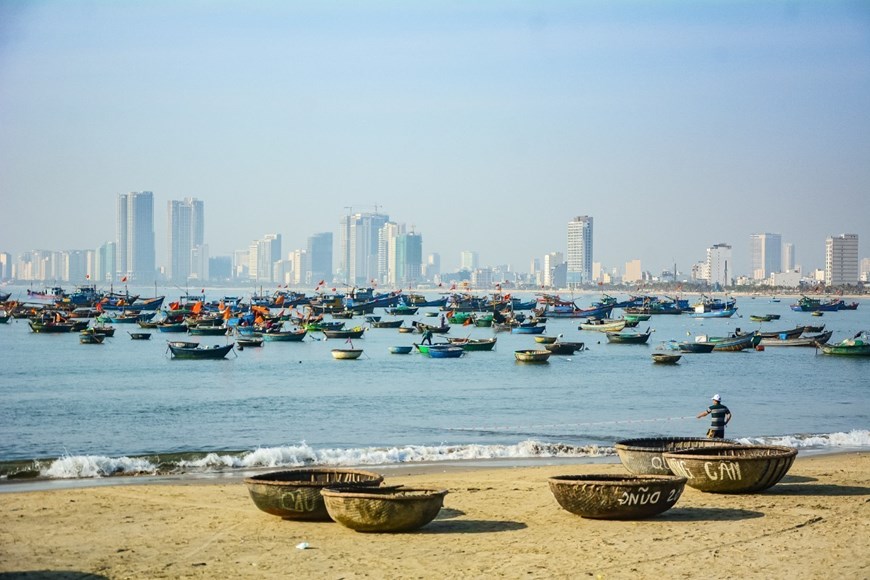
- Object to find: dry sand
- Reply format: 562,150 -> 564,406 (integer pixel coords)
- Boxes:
1,453 -> 867,579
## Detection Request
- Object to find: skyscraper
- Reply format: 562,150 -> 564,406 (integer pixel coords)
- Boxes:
460,251 -> 479,272
167,197 -> 204,283
396,231 -> 423,288
307,232 -> 333,286
749,233 -> 782,279
567,216 -> 593,285
543,252 -> 564,288
783,242 -> 795,272
825,234 -> 859,286
706,243 -> 732,288
379,222 -> 406,285
340,212 -> 389,285
116,191 -> 155,283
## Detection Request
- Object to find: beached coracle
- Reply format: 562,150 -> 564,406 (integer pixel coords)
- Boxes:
615,437 -> 740,476
321,486 -> 448,532
244,468 -> 384,521
663,444 -> 797,493
548,474 -> 687,519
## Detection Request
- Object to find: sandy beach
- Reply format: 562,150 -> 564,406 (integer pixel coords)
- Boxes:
1,452 -> 867,579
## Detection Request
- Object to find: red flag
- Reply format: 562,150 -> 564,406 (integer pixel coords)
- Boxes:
86,274 -> 90,280
121,276 -> 128,282
318,280 -> 325,286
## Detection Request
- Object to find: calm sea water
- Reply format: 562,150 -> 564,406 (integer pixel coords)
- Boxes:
1,287 -> 868,482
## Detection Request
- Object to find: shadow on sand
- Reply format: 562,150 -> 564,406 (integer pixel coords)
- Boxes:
654,506 -> 765,522
0,573 -> 109,580
420,519 -> 528,534
763,482 -> 870,497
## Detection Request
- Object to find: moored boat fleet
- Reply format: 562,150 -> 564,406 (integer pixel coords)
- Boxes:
2,286 -> 867,360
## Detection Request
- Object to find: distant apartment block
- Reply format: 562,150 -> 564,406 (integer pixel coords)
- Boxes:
307,232 -> 333,286
706,243 -> 732,287
339,212 -> 390,285
167,197 -> 204,283
117,191 -> 155,283
783,242 -> 795,272
825,234 -> 859,286
567,216 -> 593,285
543,252 -> 564,288
624,259 -> 642,283
460,251 -> 479,272
749,233 -> 781,280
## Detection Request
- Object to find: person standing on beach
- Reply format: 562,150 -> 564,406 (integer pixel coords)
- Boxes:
697,394 -> 731,438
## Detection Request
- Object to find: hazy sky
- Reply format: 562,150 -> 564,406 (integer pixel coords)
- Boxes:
1,1 -> 868,277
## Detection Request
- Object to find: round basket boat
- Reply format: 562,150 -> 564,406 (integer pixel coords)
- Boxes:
548,474 -> 687,520
388,345 -> 413,354
534,335 -> 558,344
321,486 -> 448,532
663,444 -> 797,493
514,349 -> 551,363
244,468 -> 384,520
615,437 -> 740,475
397,326 -> 415,334
331,348 -> 363,360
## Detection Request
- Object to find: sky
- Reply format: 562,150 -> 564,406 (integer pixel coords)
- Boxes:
1,0 -> 868,277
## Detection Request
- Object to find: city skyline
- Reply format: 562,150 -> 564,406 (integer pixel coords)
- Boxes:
1,2 -> 868,274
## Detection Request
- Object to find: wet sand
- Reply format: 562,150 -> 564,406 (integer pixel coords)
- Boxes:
0,452 -> 867,579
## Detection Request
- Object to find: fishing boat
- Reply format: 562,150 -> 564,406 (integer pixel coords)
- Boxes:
167,342 -> 235,359
534,335 -> 558,344
623,313 -> 651,322
816,333 -> 870,356
802,324 -> 825,333
388,345 -> 413,354
157,322 -> 188,333
690,307 -> 737,319
79,329 -> 105,344
415,322 -> 450,334
514,349 -> 551,363
128,331 -> 151,340
651,352 -> 681,364
425,344 -> 465,358
605,328 -> 652,344
759,330 -> 833,347
386,306 -> 419,315
446,337 -> 497,351
676,340 -> 715,353
474,314 -> 494,327
579,319 -> 626,332
812,311 -> 824,317
754,326 -> 804,339
331,348 -> 363,360
188,325 -> 228,336
544,341 -> 584,355
262,329 -> 307,342
370,319 -> 403,329
236,336 -> 264,348
303,321 -> 345,332
749,314 -> 774,322
708,333 -> 756,352
511,324 -> 546,335
28,320 -> 75,333
323,326 -> 366,339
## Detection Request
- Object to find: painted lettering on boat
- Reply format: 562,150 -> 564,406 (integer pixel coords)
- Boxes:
280,491 -> 318,513
668,459 -> 694,479
618,486 -> 661,506
703,461 -> 742,481
650,456 -> 665,470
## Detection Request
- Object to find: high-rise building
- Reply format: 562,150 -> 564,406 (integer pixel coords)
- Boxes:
190,244 -> 209,281
380,222 -> 406,285
860,258 -> 870,283
825,234 -> 859,286
116,191 -> 155,283
706,243 -> 732,288
567,216 -> 593,285
749,233 -> 782,279
167,197 -> 204,283
307,232 -> 333,286
339,212 -> 389,285
424,253 -> 441,280
396,232 -> 423,288
783,242 -> 795,272
543,252 -> 564,288
0,252 -> 12,280
460,251 -> 479,272
249,234 -> 282,283
624,259 -> 642,283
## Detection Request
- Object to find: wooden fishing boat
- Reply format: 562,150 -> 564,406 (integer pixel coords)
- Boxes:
303,321 -> 345,332
708,333 -> 756,352
415,322 -> 450,334
323,326 -> 366,339
651,352 -> 681,364
188,325 -> 228,336
388,345 -> 413,354
397,326 -> 416,333
749,314 -> 774,322
370,319 -> 403,329
79,329 -> 105,344
236,336 -> 264,348
579,319 -> 626,332
331,348 -> 363,360
690,307 -> 737,319
446,337 -> 497,351
623,313 -> 651,322
262,329 -> 307,342
816,333 -> 870,356
128,331 -> 151,340
534,335 -> 558,344
676,340 -> 715,353
514,349 -> 551,363
28,321 -> 75,333
544,341 -> 584,355
759,330 -> 833,347
811,311 -> 824,317
386,306 -> 418,315
755,326 -> 804,339
330,310 -> 355,319
605,328 -> 652,344
157,323 -> 188,333
802,324 -> 825,333
364,315 -> 381,323
92,324 -> 116,337
426,344 -> 465,358
511,324 -> 545,335
167,342 -> 235,359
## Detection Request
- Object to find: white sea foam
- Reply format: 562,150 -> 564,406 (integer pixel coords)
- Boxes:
37,431 -> 870,479
736,429 -> 870,449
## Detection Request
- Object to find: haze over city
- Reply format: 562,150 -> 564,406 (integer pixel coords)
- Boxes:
1,1 -> 868,276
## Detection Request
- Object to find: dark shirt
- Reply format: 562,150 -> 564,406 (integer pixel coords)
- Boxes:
707,403 -> 730,429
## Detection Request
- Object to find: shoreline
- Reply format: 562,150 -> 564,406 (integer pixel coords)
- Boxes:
1,452 -> 866,578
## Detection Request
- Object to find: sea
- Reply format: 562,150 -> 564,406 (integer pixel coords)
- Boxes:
1,287 -> 868,490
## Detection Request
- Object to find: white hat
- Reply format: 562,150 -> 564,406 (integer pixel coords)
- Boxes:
712,394 -> 721,402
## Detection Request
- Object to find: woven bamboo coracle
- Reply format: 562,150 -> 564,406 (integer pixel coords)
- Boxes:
321,486 -> 448,532
548,474 -> 687,520
244,468 -> 384,520
663,444 -> 797,493
615,437 -> 740,475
